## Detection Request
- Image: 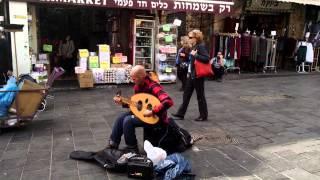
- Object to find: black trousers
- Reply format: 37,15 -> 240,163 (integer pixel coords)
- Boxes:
176,76 -> 208,119
177,66 -> 188,90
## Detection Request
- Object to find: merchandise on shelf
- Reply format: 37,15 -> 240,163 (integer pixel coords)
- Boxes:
155,24 -> 178,83
76,44 -> 132,85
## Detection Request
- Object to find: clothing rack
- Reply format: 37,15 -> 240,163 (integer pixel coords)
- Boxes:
214,32 -> 241,74
216,32 -> 240,37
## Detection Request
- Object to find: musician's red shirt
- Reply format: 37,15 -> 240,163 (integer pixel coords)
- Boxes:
133,76 -> 174,124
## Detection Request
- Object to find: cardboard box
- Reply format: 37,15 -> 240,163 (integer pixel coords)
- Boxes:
78,70 -> 94,88
10,80 -> 45,117
79,81 -> 94,88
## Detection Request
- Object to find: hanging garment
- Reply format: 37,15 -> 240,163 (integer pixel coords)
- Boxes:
241,35 -> 251,57
297,43 -> 307,64
250,36 -> 259,63
224,36 -> 229,58
258,38 -> 268,64
219,36 -> 224,53
306,42 -> 314,63
266,39 -> 273,66
270,40 -> 277,67
235,37 -> 241,59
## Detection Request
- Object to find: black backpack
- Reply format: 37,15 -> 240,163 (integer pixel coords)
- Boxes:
144,119 -> 192,154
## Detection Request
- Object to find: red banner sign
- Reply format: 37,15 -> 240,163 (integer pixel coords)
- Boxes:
23,0 -> 233,14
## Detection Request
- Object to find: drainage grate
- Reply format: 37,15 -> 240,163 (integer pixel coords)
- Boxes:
239,94 -> 294,103
191,127 -> 239,146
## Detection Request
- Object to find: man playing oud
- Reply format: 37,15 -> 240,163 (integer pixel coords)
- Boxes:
108,65 -> 174,153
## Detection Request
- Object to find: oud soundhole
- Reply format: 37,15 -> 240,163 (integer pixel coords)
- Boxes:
137,101 -> 143,111
145,98 -> 149,103
147,104 -> 152,110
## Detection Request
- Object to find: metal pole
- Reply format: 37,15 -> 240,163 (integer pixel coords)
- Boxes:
13,31 -> 19,77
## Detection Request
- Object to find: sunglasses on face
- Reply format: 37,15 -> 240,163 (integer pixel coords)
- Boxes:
189,36 -> 195,39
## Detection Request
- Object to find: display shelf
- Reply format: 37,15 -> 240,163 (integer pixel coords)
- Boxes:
133,19 -> 155,71
155,24 -> 178,83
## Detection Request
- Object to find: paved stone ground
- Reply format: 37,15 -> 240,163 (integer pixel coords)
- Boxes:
1,74 -> 320,180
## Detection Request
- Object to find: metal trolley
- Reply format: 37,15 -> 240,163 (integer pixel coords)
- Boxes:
0,67 -> 64,130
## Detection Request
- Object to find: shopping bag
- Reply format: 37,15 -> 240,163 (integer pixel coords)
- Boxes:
194,59 -> 214,78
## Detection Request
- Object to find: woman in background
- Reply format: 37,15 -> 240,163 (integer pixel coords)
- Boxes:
176,36 -> 191,91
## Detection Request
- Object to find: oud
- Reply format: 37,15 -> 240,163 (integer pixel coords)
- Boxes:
117,92 -> 161,125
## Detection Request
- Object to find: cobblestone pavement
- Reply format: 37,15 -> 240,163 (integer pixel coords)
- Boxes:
1,75 -> 320,180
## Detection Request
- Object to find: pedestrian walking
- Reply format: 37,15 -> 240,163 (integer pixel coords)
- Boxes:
172,29 -> 210,121
176,36 -> 191,91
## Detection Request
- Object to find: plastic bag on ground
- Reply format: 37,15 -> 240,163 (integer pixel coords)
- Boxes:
144,140 -> 167,166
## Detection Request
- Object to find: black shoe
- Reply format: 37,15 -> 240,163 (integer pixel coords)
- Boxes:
122,145 -> 139,154
106,140 -> 119,149
194,117 -> 207,121
171,113 -> 184,120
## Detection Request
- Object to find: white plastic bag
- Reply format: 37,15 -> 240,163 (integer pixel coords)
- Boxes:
144,140 -> 167,166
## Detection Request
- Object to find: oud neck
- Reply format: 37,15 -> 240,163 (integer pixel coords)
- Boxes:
121,97 -> 132,105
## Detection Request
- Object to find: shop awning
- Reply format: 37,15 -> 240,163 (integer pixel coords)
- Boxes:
15,0 -> 234,14
277,0 -> 320,6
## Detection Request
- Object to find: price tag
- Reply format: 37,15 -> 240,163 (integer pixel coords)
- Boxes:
163,24 -> 171,32
112,56 -> 121,64
100,61 -> 109,69
79,49 -> 89,58
165,35 -> 173,43
43,44 -> 52,52
165,67 -> 172,73
89,56 -> 99,68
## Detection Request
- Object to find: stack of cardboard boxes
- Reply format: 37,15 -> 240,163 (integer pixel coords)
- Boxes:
77,70 -> 94,88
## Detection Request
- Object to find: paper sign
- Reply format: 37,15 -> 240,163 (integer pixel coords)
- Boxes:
79,49 -> 89,58
121,56 -> 128,63
173,19 -> 182,26
112,56 -> 121,64
235,23 -> 239,31
98,44 -> 110,53
43,44 -> 52,52
75,66 -> 86,74
163,24 -> 171,32
89,56 -> 99,68
100,61 -> 109,69
165,67 -> 172,73
165,35 -> 173,43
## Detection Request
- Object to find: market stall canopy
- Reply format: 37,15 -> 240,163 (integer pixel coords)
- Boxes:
14,0 -> 234,14
276,0 -> 320,6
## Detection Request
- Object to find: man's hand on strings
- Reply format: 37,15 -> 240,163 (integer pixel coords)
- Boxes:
113,96 -> 122,105
143,110 -> 153,117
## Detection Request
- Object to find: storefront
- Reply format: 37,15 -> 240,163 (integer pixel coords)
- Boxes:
242,0 -> 292,37
7,0 -> 233,85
